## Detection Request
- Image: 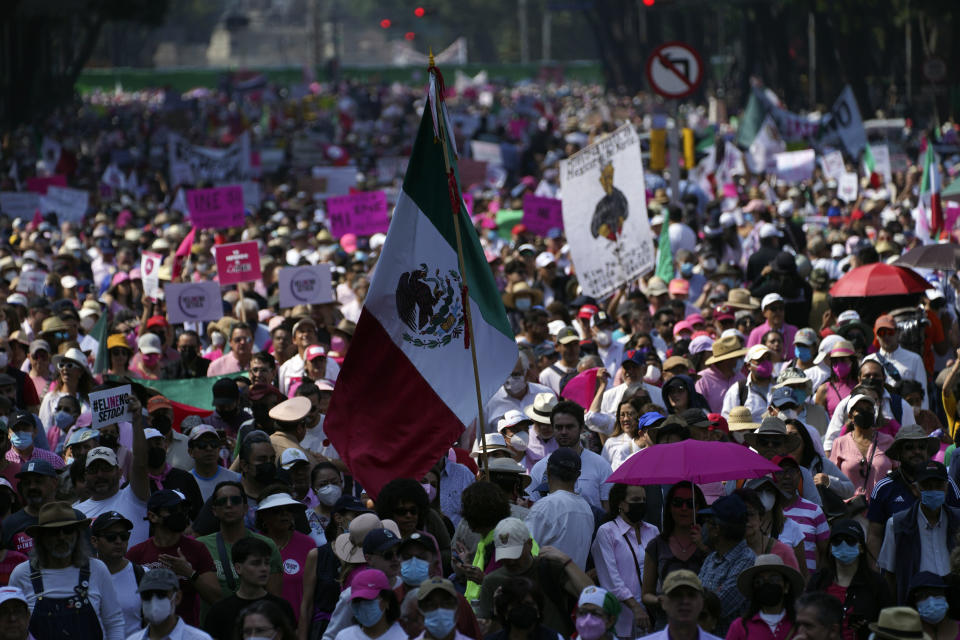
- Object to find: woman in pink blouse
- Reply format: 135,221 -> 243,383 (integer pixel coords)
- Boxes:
828,393 -> 894,499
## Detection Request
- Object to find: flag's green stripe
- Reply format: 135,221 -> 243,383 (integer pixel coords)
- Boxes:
109,371 -> 247,411
401,104 -> 514,339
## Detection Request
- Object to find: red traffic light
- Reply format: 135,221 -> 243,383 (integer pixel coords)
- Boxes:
380,18 -> 391,28
414,7 -> 425,17
404,31 -> 416,40
642,0 -> 654,5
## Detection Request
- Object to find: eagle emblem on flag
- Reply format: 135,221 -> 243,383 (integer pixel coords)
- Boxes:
396,264 -> 465,349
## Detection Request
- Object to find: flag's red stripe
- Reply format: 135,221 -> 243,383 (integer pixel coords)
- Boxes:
324,309 -> 464,499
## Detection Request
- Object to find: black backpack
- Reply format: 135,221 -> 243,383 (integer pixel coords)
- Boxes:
550,364 -> 578,394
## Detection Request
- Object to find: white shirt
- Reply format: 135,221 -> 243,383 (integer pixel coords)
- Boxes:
643,627 -> 723,640
823,392 -> 915,452
113,562 -> 143,637
484,381 -> 555,433
602,433 -> 642,471
878,507 -> 951,575
126,618 -> 213,640
75,485 -> 150,547
591,517 -> 660,637
528,448 -> 612,510
720,376 -> 771,422
301,415 -> 341,460
278,353 -> 341,395
597,341 -> 625,377
669,223 -> 698,253
525,489 -> 595,569
805,363 -> 831,392
10,558 -> 125,640
539,362 -> 576,395
336,622 -> 407,640
877,346 -> 928,409
601,382 -> 663,415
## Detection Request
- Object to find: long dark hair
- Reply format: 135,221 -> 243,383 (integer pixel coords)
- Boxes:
661,481 -> 706,537
233,600 -> 297,640
376,478 -> 430,530
783,418 -> 820,469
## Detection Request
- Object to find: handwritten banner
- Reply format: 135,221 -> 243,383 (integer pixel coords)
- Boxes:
215,241 -> 262,285
165,281 -> 224,324
277,264 -> 335,308
17,269 -> 47,295
187,185 -> 245,229
39,186 -> 88,223
775,149 -> 816,184
326,191 -> 390,237
521,194 -> 564,236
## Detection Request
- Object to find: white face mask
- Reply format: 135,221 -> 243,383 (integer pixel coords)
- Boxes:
509,430 -> 529,452
758,491 -> 776,512
503,375 -> 526,395
595,330 -> 612,347
141,595 -> 174,625
80,316 -> 95,332
315,484 -> 342,507
778,409 -> 798,421
644,365 -> 661,383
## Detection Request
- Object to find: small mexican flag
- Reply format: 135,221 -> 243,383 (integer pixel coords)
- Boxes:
655,216 -> 674,283
324,64 -> 518,498
862,143 -> 882,189
919,141 -> 944,238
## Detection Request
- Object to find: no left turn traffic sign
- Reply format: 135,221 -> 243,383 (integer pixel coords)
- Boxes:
645,42 -> 704,99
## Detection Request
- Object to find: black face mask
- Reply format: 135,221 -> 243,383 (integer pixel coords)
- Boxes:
507,604 -> 539,630
623,502 -> 647,523
852,413 -> 875,429
179,347 -> 198,363
0,493 -> 13,515
754,582 -> 785,607
151,416 -> 172,434
147,447 -> 167,469
98,433 -> 118,450
253,461 -> 277,485
162,511 -> 189,533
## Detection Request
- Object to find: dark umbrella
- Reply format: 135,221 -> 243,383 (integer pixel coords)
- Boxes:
895,243 -> 960,271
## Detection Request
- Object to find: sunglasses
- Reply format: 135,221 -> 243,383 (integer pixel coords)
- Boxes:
191,441 -> 219,451
756,436 -> 783,448
231,336 -> 252,344
394,507 -> 418,517
98,532 -> 130,543
670,497 -> 694,509
57,360 -> 80,370
214,495 -> 244,507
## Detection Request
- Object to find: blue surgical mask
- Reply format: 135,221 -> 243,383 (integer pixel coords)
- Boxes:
921,490 -> 946,511
794,345 -> 812,362
423,607 -> 457,638
10,431 -> 33,449
351,599 -> 384,628
680,263 -> 694,278
830,541 -> 860,565
400,557 -> 431,586
54,411 -> 75,431
917,595 -> 949,624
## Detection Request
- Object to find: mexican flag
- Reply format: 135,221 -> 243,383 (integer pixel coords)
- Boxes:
919,142 -> 944,238
862,143 -> 881,188
324,67 -> 517,498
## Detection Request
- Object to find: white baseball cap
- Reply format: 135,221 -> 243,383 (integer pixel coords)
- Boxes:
493,517 -> 531,561
535,252 -> 556,269
280,448 -> 310,470
758,223 -> 783,239
761,293 -> 784,310
746,344 -> 772,363
0,586 -> 28,607
85,446 -> 118,468
497,409 -> 529,432
137,333 -> 162,355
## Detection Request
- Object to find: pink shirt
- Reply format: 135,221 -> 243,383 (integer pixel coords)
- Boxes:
206,351 -> 245,376
829,432 -> 895,498
746,321 -> 798,355
279,531 -> 315,622
695,366 -> 745,413
725,613 -> 794,640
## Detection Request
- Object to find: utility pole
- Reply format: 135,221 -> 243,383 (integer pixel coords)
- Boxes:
541,9 -> 551,62
905,0 -> 912,104
519,0 -> 529,63
807,12 -> 816,107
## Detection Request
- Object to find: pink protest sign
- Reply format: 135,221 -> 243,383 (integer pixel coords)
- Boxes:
521,194 -> 563,236
215,241 -> 262,285
26,175 -> 67,195
186,185 -> 245,229
326,190 -> 390,237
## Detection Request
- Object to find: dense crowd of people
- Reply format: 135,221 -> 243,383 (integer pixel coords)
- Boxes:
0,74 -> 956,640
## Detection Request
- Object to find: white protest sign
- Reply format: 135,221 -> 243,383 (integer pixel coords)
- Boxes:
16,269 -> 47,295
471,140 -> 504,166
141,252 -> 163,301
165,281 -> 224,324
89,384 -> 132,428
39,186 -> 88,223
746,116 -> 785,174
775,149 -> 816,184
277,264 -> 334,308
302,167 -> 357,198
872,144 -> 893,185
838,172 -> 859,203
240,181 -> 261,210
560,124 -> 655,298
0,192 -> 40,219
167,132 -> 252,187
821,151 -> 846,181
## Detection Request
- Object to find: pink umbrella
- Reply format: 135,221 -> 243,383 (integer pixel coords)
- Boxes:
606,439 -> 782,486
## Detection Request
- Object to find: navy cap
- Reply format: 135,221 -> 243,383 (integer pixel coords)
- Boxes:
829,518 -> 866,545
914,461 -> 948,484
332,495 -> 373,515
547,447 -> 581,472
15,460 -> 56,479
8,409 -> 33,429
137,567 -> 178,593
697,494 -> 746,522
91,511 -> 134,535
362,528 -> 401,556
908,571 -> 947,596
622,349 -> 645,367
146,489 -> 185,514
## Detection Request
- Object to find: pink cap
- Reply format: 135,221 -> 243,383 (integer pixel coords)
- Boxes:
340,233 -> 358,254
350,569 -> 390,600
305,345 -> 327,361
685,313 -> 705,326
673,320 -> 694,337
129,267 -> 142,280
111,272 -> 129,288
668,278 -> 690,296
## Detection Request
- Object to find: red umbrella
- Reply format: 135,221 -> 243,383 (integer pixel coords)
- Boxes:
829,263 -> 931,297
605,439 -> 782,486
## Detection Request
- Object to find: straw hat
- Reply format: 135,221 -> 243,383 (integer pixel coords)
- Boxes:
736,554 -> 804,601
726,406 -> 760,432
25,501 -> 90,538
726,288 -> 759,310
743,416 -> 801,451
502,282 -> 544,308
868,607 -> 931,640
332,513 -> 400,564
704,335 -> 747,366
523,393 -> 558,424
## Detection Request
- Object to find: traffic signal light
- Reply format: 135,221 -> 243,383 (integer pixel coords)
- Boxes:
414,7 -> 425,17
380,18 -> 391,28
642,0 -> 655,5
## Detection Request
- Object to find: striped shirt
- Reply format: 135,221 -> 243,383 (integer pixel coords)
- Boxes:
6,447 -> 64,469
782,496 -> 829,571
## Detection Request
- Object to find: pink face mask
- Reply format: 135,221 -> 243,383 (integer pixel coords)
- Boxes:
754,360 -> 774,380
142,353 -> 161,368
832,360 -> 852,380
331,336 -> 347,354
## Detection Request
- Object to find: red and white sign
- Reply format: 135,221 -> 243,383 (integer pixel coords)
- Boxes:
141,251 -> 163,301
645,42 -> 703,99
215,241 -> 262,285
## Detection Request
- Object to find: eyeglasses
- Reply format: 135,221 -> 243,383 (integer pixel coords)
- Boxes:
670,497 -> 694,509
57,360 -> 80,370
98,532 -> 130,543
214,495 -> 245,507
191,441 -> 219,451
232,336 -> 252,344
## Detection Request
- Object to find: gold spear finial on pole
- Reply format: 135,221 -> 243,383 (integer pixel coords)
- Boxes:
429,47 -> 435,67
